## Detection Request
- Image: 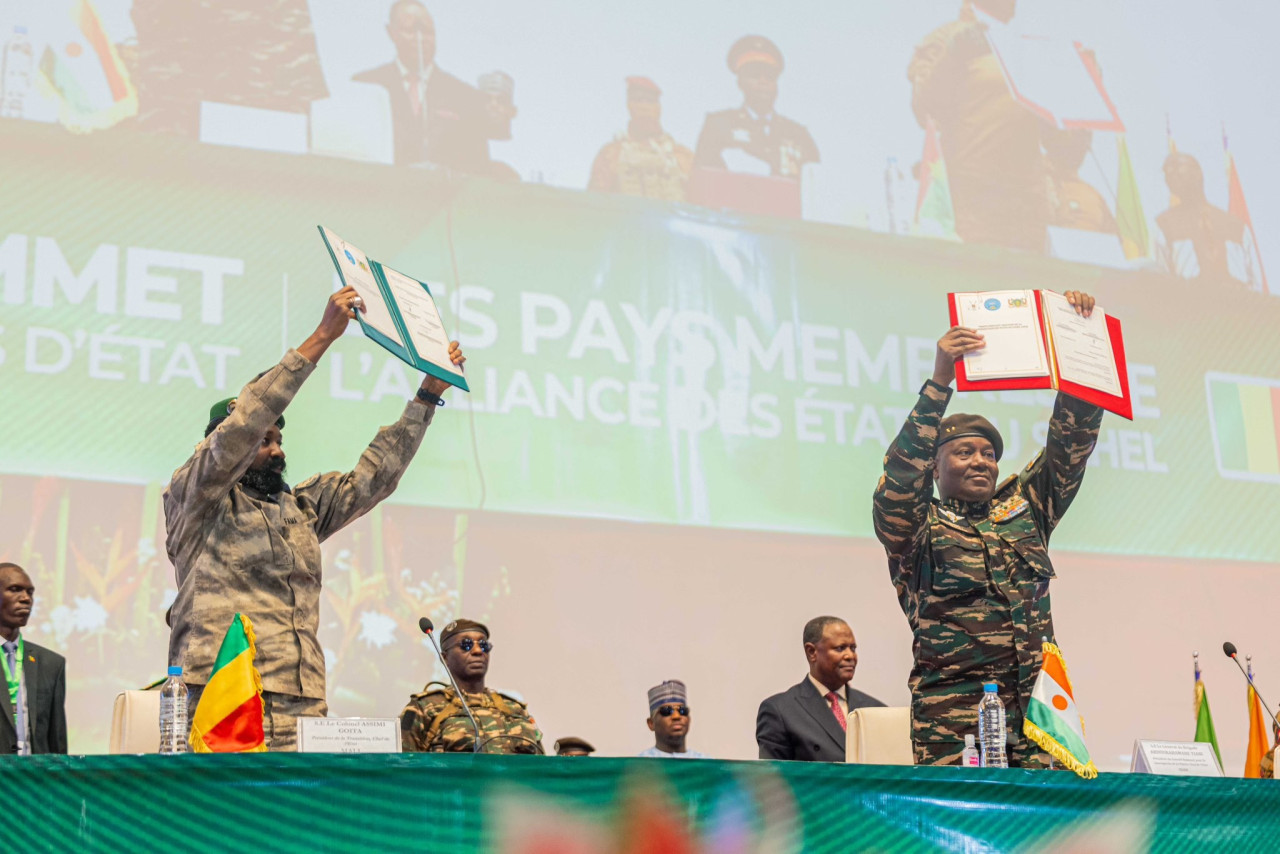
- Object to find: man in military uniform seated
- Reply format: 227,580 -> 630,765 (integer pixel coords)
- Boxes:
553,736 -> 596,757
693,35 -> 819,181
400,619 -> 543,753
872,292 -> 1104,767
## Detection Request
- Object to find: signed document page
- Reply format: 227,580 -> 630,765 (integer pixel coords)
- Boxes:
954,290 -> 1049,380
1041,290 -> 1121,396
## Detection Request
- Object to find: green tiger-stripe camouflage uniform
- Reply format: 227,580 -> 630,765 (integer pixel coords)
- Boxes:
400,683 -> 544,754
872,380 -> 1103,766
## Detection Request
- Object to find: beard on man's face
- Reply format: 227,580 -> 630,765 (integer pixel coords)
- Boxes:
240,458 -> 287,495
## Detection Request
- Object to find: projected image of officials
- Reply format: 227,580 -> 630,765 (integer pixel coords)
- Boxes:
588,76 -> 693,202
352,0 -> 506,175
690,35 -> 819,217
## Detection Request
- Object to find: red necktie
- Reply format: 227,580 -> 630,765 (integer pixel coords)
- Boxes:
826,691 -> 847,732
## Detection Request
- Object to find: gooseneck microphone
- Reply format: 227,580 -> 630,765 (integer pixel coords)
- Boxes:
419,617 -> 482,753
1222,642 -> 1280,734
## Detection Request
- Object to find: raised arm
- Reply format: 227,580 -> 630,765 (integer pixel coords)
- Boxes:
873,327 -> 984,564
1020,291 -> 1105,537
164,287 -> 365,556
298,343 -> 466,541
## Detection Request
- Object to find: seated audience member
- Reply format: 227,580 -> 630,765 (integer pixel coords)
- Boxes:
554,736 -> 596,757
0,562 -> 67,755
400,619 -> 543,753
756,616 -> 883,761
638,679 -> 707,758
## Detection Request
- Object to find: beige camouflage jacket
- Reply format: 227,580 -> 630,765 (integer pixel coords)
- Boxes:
164,349 -> 434,698
401,684 -> 544,754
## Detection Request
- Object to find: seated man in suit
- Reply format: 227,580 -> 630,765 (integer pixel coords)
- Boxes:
353,0 -> 494,174
756,616 -> 883,761
0,562 -> 67,755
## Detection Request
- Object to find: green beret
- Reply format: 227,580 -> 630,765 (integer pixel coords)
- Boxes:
938,413 -> 1003,461
208,397 -> 285,430
440,618 -> 489,647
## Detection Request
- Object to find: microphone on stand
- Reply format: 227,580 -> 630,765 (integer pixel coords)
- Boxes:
419,617 -> 482,753
1222,641 -> 1280,734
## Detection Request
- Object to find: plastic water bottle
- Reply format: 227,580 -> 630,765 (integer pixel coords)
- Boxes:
159,665 -> 190,754
977,682 -> 1008,768
960,733 -> 980,767
1,26 -> 33,119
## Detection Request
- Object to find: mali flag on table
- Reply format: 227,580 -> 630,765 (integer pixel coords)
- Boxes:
190,614 -> 267,753
1024,641 -> 1098,779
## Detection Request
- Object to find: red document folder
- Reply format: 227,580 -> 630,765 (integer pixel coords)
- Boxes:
948,290 -> 1133,420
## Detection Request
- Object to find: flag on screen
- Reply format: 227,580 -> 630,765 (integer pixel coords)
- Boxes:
1194,657 -> 1223,768
1115,135 -> 1150,260
1205,374 -> 1280,482
1244,660 -> 1272,778
190,613 -> 267,753
913,118 -> 957,239
1224,132 -> 1269,294
1023,641 -> 1097,779
34,0 -> 137,133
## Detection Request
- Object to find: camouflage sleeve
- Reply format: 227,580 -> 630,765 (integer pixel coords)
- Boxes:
400,696 -> 440,753
907,19 -> 975,127
1019,392 -> 1104,538
873,381 -> 951,568
296,400 -> 435,543
163,350 -> 314,558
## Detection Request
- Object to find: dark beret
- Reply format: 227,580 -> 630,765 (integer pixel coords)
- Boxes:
938,413 -> 1003,461
553,736 -> 596,755
440,618 -> 490,646
208,396 -> 285,430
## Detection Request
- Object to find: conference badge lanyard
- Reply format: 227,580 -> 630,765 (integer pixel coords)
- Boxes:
0,636 -> 26,753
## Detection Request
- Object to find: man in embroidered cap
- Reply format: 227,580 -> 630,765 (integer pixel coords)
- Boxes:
637,679 -> 707,758
693,35 -> 819,181
554,736 -> 596,757
165,286 -> 465,750
588,76 -> 694,201
401,618 -> 543,753
873,291 -> 1103,767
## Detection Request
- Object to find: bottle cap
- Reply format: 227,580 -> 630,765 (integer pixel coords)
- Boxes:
965,734 -> 976,746
167,665 -> 183,677
983,683 -> 998,693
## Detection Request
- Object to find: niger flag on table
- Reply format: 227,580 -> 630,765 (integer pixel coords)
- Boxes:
1024,641 -> 1098,779
190,614 -> 267,753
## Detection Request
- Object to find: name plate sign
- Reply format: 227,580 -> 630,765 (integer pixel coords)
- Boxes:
296,718 -> 402,753
1129,740 -> 1223,776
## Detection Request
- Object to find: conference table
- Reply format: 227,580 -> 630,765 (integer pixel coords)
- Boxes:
7,753 -> 1278,852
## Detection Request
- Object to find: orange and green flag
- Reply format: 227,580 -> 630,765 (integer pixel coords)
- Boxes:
1194,656 -> 1223,769
913,118 -> 957,240
1114,135 -> 1149,260
1224,130 -> 1269,294
190,613 -> 266,753
1244,660 -> 1273,778
1023,641 -> 1097,779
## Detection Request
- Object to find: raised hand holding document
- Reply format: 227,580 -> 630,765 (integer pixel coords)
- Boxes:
319,226 -> 469,392
947,289 -> 1131,419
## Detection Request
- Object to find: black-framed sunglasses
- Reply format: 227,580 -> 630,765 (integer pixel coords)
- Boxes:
446,638 -> 492,653
656,704 -> 689,717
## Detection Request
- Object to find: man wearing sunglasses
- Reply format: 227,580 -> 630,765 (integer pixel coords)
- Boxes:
400,618 -> 544,753
637,679 -> 707,758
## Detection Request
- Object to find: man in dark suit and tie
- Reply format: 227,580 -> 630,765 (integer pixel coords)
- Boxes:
756,616 -> 883,761
0,563 -> 67,755
353,0 -> 495,174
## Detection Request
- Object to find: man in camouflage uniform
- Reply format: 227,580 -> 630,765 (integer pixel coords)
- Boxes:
165,286 -> 465,750
872,291 -> 1103,766
401,619 -> 543,754
588,77 -> 693,202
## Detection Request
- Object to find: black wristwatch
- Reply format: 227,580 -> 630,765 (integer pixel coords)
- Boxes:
416,388 -> 446,407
